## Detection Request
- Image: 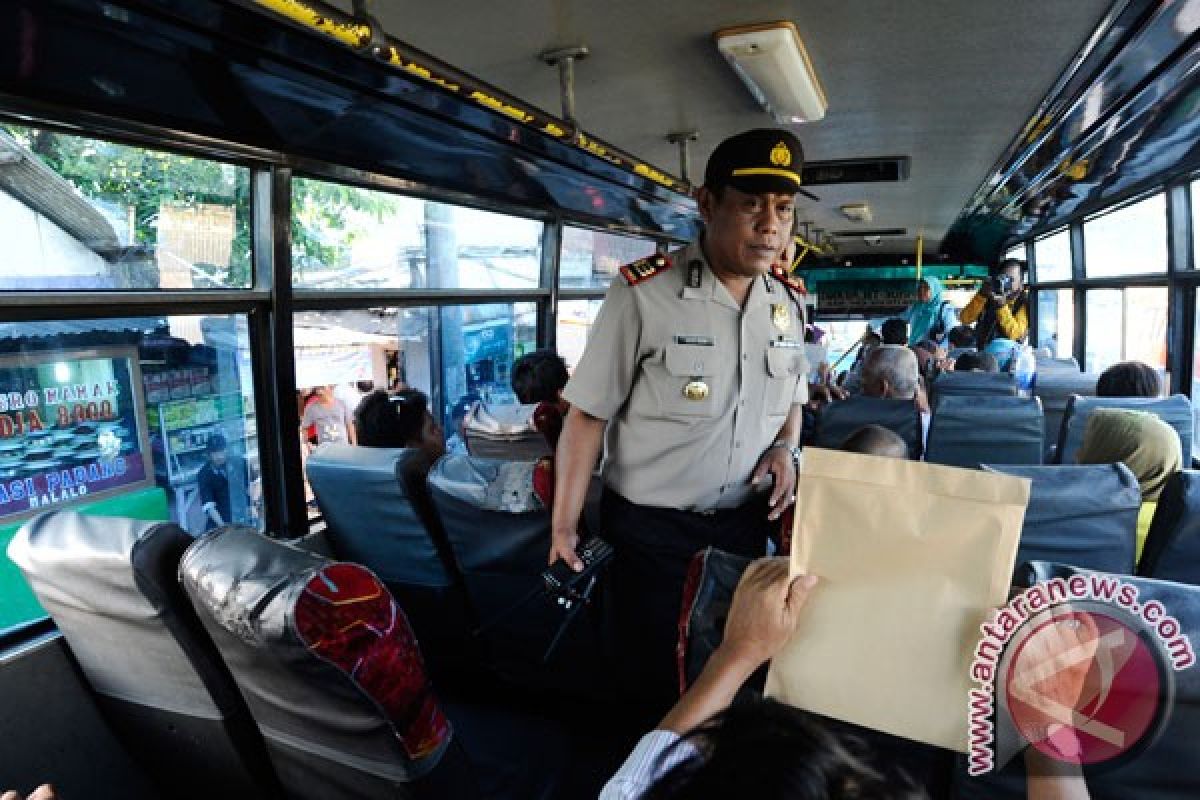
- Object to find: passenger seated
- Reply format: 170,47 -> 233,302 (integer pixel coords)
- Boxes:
1096,360 -> 1162,397
601,559 -> 1091,800
880,318 -> 909,346
1077,408 -> 1182,562
861,346 -> 929,444
953,351 -> 999,373
511,349 -> 570,449
840,424 -> 908,459
354,388 -> 445,463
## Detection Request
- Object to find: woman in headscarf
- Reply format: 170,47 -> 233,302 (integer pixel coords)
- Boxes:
901,276 -> 958,347
1077,408 -> 1182,563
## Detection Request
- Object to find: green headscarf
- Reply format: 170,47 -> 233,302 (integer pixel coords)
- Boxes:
1076,409 -> 1182,501
906,276 -> 945,345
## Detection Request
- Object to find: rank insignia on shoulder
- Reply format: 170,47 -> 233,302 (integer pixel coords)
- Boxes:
770,266 -> 807,294
620,253 -> 672,286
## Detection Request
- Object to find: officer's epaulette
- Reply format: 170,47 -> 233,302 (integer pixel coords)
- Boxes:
770,266 -> 807,294
619,253 -> 672,286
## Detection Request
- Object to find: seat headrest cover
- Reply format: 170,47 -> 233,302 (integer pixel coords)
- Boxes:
428,454 -> 544,513
465,402 -> 538,435
293,563 -> 450,761
181,527 -> 451,778
7,511 -> 217,716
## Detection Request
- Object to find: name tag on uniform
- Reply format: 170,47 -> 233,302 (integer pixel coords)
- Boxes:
769,338 -> 805,349
675,335 -> 715,346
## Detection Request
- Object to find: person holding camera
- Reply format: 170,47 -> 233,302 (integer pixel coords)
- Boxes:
959,258 -> 1030,348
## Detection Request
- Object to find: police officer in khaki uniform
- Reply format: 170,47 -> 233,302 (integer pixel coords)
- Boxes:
550,129 -> 809,712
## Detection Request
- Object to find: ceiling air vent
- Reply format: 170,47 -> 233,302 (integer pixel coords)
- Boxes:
802,157 -> 910,185
828,228 -> 907,238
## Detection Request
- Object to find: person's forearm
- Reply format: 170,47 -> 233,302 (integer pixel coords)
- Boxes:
658,645 -> 759,735
1025,748 -> 1090,800
551,407 -> 607,536
960,293 -> 984,325
774,404 -> 803,448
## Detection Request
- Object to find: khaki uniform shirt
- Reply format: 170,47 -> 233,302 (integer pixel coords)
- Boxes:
564,242 -> 808,512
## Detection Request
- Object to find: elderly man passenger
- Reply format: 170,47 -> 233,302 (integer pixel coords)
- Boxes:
860,345 -> 929,448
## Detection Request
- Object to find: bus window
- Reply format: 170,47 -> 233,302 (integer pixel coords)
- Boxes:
556,299 -> 604,370
1083,193 -> 1168,278
0,123 -> 250,290
1033,228 -> 1072,283
292,303 -> 536,450
1085,287 -> 1168,374
1037,288 -> 1075,359
0,313 -> 261,634
291,177 -> 543,290
559,226 -> 658,290
1003,244 -> 1026,263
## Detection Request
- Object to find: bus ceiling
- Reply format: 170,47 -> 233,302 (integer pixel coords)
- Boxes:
5,2 -> 1199,266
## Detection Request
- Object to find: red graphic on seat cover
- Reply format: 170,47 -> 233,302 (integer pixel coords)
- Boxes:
293,563 -> 450,762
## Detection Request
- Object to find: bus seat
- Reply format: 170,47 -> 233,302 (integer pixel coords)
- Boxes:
1035,354 -> 1080,372
426,454 -> 610,695
925,395 -> 1044,468
305,444 -> 476,674
6,512 -> 282,799
1056,394 -> 1193,465
931,371 -> 1017,402
983,464 -> 1140,577
463,402 -> 552,461
1140,471 -> 1200,583
1032,371 -> 1099,461
814,397 -> 923,459
180,526 -> 566,800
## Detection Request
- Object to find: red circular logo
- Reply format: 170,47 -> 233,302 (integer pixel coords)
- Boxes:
1004,608 -> 1164,766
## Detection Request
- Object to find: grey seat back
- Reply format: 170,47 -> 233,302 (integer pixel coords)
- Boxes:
463,402 -> 551,461
1029,371 -> 1091,449
926,396 -> 1044,468
815,396 -> 923,459
1057,394 -> 1193,465
984,464 -> 1140,576
1035,354 -> 1080,372
426,455 -> 607,692
180,526 -> 467,800
1140,471 -> 1200,583
305,444 -> 476,673
931,371 -> 1017,401
6,512 -> 280,799
305,444 -> 451,588
1033,370 -> 1098,460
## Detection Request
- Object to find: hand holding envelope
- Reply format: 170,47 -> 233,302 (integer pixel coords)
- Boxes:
765,448 -> 1030,752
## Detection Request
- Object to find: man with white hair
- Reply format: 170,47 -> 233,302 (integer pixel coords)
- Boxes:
860,345 -> 929,447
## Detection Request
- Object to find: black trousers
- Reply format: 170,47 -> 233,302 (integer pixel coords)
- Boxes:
599,489 -> 769,722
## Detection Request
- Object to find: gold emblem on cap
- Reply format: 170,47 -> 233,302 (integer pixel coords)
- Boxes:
770,142 -> 792,168
683,380 -> 710,401
771,303 -> 792,332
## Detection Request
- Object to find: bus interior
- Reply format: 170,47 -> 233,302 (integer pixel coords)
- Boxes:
1,0 -> 1200,797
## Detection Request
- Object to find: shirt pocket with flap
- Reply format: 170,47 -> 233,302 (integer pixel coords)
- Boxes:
658,338 -> 717,418
764,343 -> 807,417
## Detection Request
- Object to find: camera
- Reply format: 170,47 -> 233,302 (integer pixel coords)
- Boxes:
989,274 -> 1014,297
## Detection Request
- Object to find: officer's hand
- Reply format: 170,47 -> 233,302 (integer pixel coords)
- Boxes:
548,527 -> 583,572
752,446 -> 796,522
719,557 -> 817,670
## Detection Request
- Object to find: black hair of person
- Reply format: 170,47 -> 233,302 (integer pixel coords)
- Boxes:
840,425 -> 908,459
642,699 -> 926,800
880,318 -> 909,346
355,389 -> 430,448
946,325 -> 976,349
953,351 -> 998,373
1096,361 -> 1162,398
511,349 -> 569,405
206,432 -> 227,453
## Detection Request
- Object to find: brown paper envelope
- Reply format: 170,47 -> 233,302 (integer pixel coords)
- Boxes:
765,448 -> 1029,752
